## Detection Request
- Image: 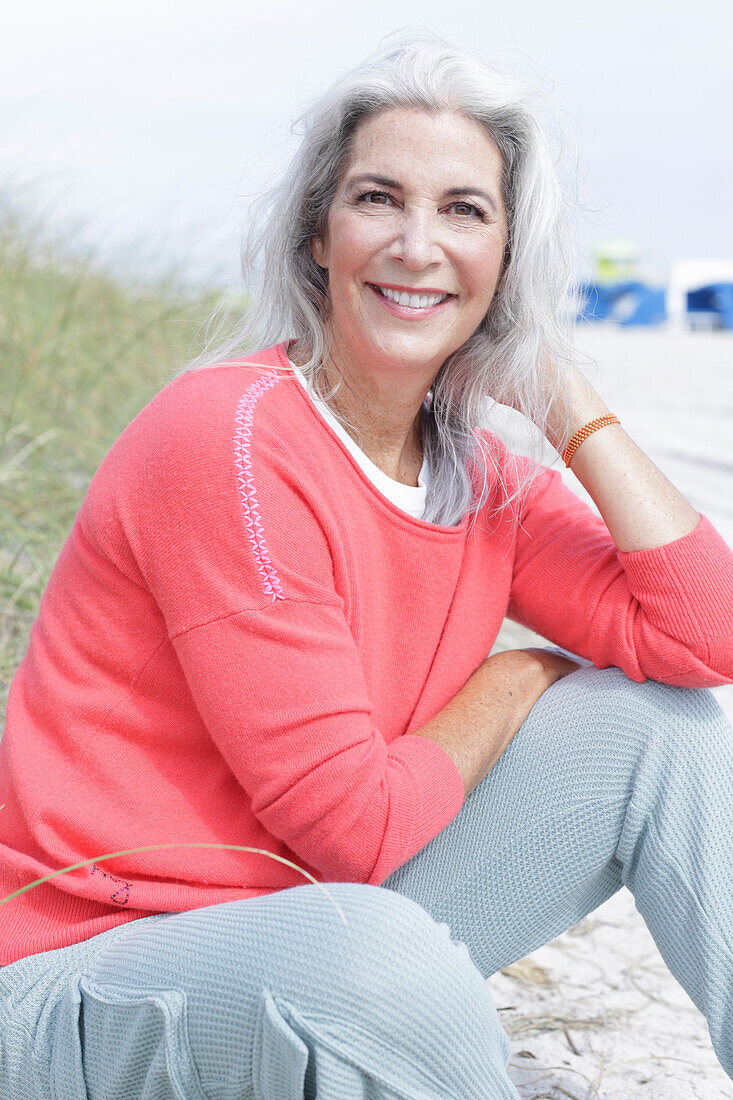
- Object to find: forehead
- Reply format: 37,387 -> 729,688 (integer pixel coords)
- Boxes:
344,108 -> 504,191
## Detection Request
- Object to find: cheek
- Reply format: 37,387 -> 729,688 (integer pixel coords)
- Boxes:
330,216 -> 389,278
464,243 -> 505,300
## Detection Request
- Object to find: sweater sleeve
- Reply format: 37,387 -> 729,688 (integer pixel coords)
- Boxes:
107,369 -> 465,885
506,462 -> 733,686
171,601 -> 464,885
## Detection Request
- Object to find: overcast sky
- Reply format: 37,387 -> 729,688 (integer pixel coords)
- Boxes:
2,0 -> 731,289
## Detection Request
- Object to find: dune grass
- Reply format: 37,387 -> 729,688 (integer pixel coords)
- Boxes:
0,207 -> 217,719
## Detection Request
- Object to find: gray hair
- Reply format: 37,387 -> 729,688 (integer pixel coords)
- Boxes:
183,30 -> 585,528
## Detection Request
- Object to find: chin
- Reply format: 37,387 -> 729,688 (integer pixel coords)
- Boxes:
366,332 -> 455,370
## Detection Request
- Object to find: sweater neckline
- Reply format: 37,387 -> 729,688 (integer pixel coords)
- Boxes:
274,342 -> 469,536
288,361 -> 430,513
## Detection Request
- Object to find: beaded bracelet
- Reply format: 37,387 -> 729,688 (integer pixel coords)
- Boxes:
561,414 -> 621,467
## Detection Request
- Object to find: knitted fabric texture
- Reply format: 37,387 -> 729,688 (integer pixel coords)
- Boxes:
1,342 -> 732,964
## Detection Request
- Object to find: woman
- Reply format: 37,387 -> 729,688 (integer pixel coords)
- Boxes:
2,32 -> 733,1099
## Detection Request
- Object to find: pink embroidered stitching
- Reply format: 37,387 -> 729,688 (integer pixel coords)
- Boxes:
234,374 -> 286,602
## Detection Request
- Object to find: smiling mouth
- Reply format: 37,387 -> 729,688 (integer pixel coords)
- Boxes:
369,284 -> 454,310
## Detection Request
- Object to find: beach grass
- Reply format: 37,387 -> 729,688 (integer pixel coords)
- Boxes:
0,206 -> 216,719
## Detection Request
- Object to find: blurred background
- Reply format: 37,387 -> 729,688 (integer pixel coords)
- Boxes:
2,0 -> 732,290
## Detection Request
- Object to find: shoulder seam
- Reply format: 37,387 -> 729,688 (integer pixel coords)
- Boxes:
169,596 -> 343,641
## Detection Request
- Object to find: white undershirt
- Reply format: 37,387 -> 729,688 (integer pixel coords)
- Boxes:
289,362 -> 430,521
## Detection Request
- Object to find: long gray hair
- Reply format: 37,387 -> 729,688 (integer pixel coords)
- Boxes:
183,30 -> 585,527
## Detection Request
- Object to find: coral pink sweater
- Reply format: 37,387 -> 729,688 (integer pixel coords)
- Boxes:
2,344 -> 733,965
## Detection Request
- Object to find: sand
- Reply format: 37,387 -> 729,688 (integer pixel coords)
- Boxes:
490,326 -> 733,1097
495,887 -> 731,1098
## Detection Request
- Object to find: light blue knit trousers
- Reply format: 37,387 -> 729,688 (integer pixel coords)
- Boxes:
1,666 -> 732,1098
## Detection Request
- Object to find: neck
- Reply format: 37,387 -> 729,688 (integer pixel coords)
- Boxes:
291,341 -> 432,487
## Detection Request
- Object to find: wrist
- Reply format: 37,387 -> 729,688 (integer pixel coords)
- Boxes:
483,647 -> 557,700
546,370 -> 610,453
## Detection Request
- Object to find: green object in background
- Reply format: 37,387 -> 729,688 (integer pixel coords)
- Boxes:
592,240 -> 641,286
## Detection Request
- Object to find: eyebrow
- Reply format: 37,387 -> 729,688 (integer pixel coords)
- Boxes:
346,174 -> 500,215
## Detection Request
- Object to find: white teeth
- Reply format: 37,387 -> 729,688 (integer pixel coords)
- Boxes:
376,286 -> 448,309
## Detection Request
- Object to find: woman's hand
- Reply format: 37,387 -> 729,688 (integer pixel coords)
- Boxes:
414,648 -> 581,797
543,358 -> 608,454
543,358 -> 700,554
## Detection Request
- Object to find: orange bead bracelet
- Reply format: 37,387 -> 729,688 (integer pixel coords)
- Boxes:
561,414 -> 621,468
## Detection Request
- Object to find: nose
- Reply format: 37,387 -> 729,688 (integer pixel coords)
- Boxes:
389,208 -> 440,271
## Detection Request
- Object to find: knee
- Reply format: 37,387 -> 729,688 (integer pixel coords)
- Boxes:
559,663 -> 723,736
602,669 -> 726,748
301,882 -> 485,1004
521,666 -> 731,813
298,883 -> 511,1078
571,666 -> 731,783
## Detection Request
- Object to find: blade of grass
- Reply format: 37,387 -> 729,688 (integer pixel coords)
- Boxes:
0,842 -> 348,925
0,428 -> 58,483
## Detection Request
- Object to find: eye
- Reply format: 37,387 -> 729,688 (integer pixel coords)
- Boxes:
357,190 -> 392,206
450,201 -> 486,219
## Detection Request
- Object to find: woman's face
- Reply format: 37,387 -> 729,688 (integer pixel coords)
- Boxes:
311,107 -> 509,382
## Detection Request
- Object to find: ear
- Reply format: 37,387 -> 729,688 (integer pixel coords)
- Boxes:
309,234 -> 328,270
